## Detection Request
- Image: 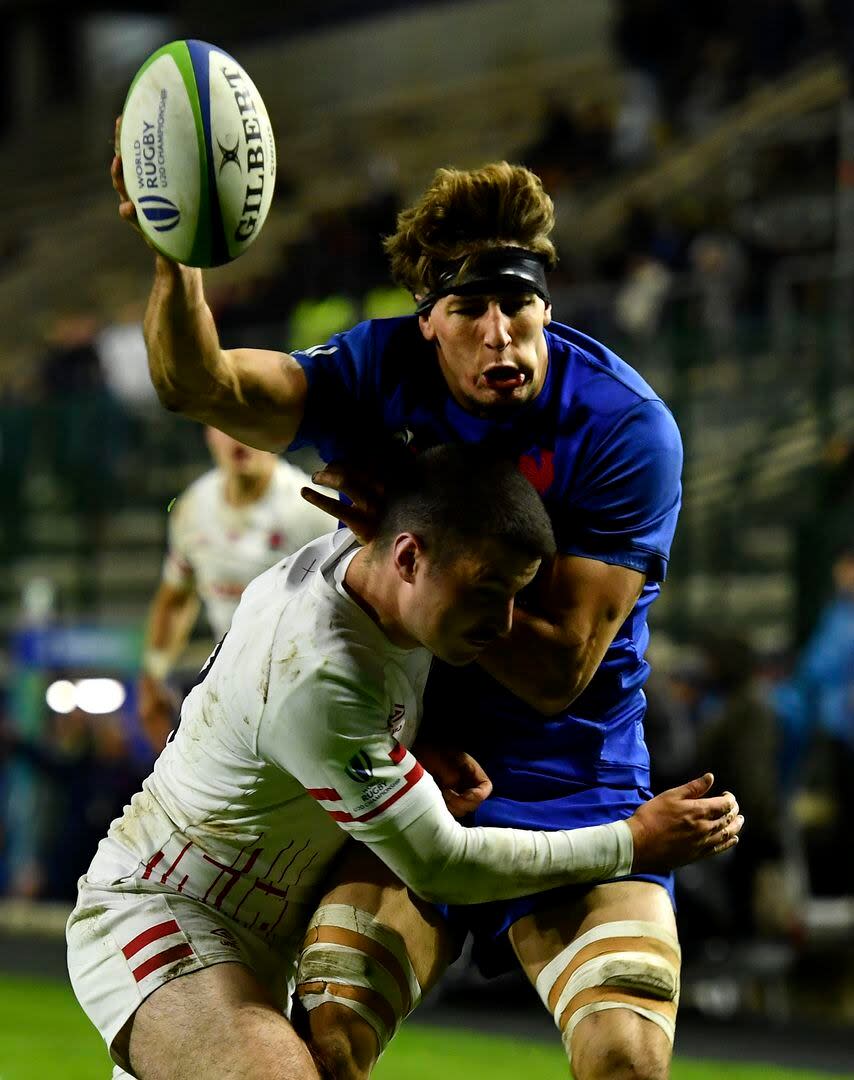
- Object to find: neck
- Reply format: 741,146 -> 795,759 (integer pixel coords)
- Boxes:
344,547 -> 419,649
224,468 -> 273,507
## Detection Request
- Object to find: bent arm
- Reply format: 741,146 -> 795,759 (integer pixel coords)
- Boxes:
476,554 -> 645,715
362,772 -> 633,904
145,257 -> 307,451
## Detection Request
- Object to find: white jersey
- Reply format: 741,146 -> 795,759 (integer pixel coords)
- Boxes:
89,530 -> 434,950
162,460 -> 332,639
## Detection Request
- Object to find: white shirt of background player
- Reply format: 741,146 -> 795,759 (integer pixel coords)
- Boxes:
138,426 -> 331,749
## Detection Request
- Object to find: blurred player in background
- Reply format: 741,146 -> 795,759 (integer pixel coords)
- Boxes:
67,445 -> 741,1080
138,425 -> 331,751
114,135 -> 702,1080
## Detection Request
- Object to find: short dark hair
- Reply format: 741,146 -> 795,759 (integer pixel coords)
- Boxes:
374,444 -> 555,565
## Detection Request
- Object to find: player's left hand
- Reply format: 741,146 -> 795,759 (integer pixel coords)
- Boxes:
414,744 -> 493,818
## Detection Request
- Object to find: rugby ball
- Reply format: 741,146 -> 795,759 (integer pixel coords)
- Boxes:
120,39 -> 276,267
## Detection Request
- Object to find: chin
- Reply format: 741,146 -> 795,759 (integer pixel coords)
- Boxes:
438,646 -> 481,667
469,389 -> 535,417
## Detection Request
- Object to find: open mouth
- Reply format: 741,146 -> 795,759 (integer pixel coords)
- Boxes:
481,365 -> 528,391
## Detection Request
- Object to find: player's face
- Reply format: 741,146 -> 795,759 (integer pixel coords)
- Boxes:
405,537 -> 541,666
205,426 -> 276,479
419,292 -> 551,417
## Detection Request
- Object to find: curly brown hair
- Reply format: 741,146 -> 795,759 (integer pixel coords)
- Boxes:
383,162 -> 557,297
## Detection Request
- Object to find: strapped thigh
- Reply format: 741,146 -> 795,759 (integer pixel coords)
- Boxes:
295,904 -> 422,1055
534,919 -> 681,1062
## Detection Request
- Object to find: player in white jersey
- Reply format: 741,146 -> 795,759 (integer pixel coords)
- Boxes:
138,425 -> 331,750
67,446 -> 742,1080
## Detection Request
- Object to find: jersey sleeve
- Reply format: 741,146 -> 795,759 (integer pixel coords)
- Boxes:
161,493 -> 196,590
258,663 -> 434,842
558,399 -> 683,582
257,659 -> 636,903
289,322 -> 382,464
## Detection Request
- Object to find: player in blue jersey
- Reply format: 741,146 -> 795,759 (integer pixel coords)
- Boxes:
114,143 -> 731,1080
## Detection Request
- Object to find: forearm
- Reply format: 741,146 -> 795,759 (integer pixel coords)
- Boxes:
364,791 -> 633,905
144,258 -> 227,416
477,606 -> 595,715
143,585 -> 200,678
144,257 -> 306,451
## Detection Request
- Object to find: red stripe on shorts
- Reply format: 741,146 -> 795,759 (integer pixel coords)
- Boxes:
122,919 -> 181,960
132,942 -> 194,983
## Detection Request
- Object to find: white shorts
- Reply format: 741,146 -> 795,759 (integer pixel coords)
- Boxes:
67,875 -> 298,1076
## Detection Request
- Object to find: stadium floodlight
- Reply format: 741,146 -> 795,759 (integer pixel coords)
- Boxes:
45,679 -> 77,714
75,679 -> 127,715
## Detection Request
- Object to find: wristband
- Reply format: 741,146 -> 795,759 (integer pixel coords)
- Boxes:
142,649 -> 172,681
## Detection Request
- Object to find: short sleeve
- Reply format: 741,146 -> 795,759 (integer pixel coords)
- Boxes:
558,399 -> 683,582
289,322 -> 381,463
258,664 -> 431,841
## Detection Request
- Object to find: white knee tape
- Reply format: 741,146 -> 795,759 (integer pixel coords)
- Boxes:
296,904 -> 422,1053
305,904 -> 421,1008
535,920 -> 681,1050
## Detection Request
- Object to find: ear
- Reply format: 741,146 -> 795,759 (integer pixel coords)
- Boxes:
392,533 -> 422,583
542,301 -> 552,328
418,313 -> 437,343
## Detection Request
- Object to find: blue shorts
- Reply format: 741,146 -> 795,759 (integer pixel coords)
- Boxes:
437,781 -> 675,978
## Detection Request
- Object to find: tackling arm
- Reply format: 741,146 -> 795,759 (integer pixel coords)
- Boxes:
362,769 -> 741,905
476,554 -> 645,715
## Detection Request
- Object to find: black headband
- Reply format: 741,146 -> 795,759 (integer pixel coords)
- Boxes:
415,249 -> 550,314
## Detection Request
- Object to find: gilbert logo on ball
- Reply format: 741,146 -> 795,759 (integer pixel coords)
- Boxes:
120,39 -> 276,267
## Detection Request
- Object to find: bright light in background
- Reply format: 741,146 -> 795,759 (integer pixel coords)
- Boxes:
45,680 -> 77,714
76,679 -> 127,715
45,679 -> 127,715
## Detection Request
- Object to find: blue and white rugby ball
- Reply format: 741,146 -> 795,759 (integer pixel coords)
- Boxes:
120,39 -> 276,268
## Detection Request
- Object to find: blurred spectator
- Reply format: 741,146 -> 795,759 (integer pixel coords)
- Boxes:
688,224 -> 748,354
1,707 -> 145,901
0,367 -> 35,561
96,299 -> 159,415
36,313 -> 132,604
693,631 -> 787,937
784,545 -> 854,896
614,254 -> 672,339
793,437 -> 854,642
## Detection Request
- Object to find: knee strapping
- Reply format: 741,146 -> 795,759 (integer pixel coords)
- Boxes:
534,919 -> 682,1055
296,904 -> 421,1054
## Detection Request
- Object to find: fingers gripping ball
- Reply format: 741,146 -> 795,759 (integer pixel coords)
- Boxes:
120,39 -> 276,267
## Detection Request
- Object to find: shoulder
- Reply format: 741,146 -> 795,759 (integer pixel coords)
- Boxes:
168,468 -> 219,528
547,321 -> 680,442
547,322 -> 662,405
270,458 -> 312,494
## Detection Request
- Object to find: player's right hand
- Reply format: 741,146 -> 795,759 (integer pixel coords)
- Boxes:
627,773 -> 744,874
112,115 -> 152,242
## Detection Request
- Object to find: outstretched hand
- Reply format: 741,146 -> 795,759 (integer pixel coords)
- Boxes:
628,772 -> 745,874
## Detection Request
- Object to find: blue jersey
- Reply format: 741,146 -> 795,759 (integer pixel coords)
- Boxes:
292,316 -> 682,798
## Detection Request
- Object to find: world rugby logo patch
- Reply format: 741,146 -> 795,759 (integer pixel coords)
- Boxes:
138,194 -> 181,232
345,750 -> 374,784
